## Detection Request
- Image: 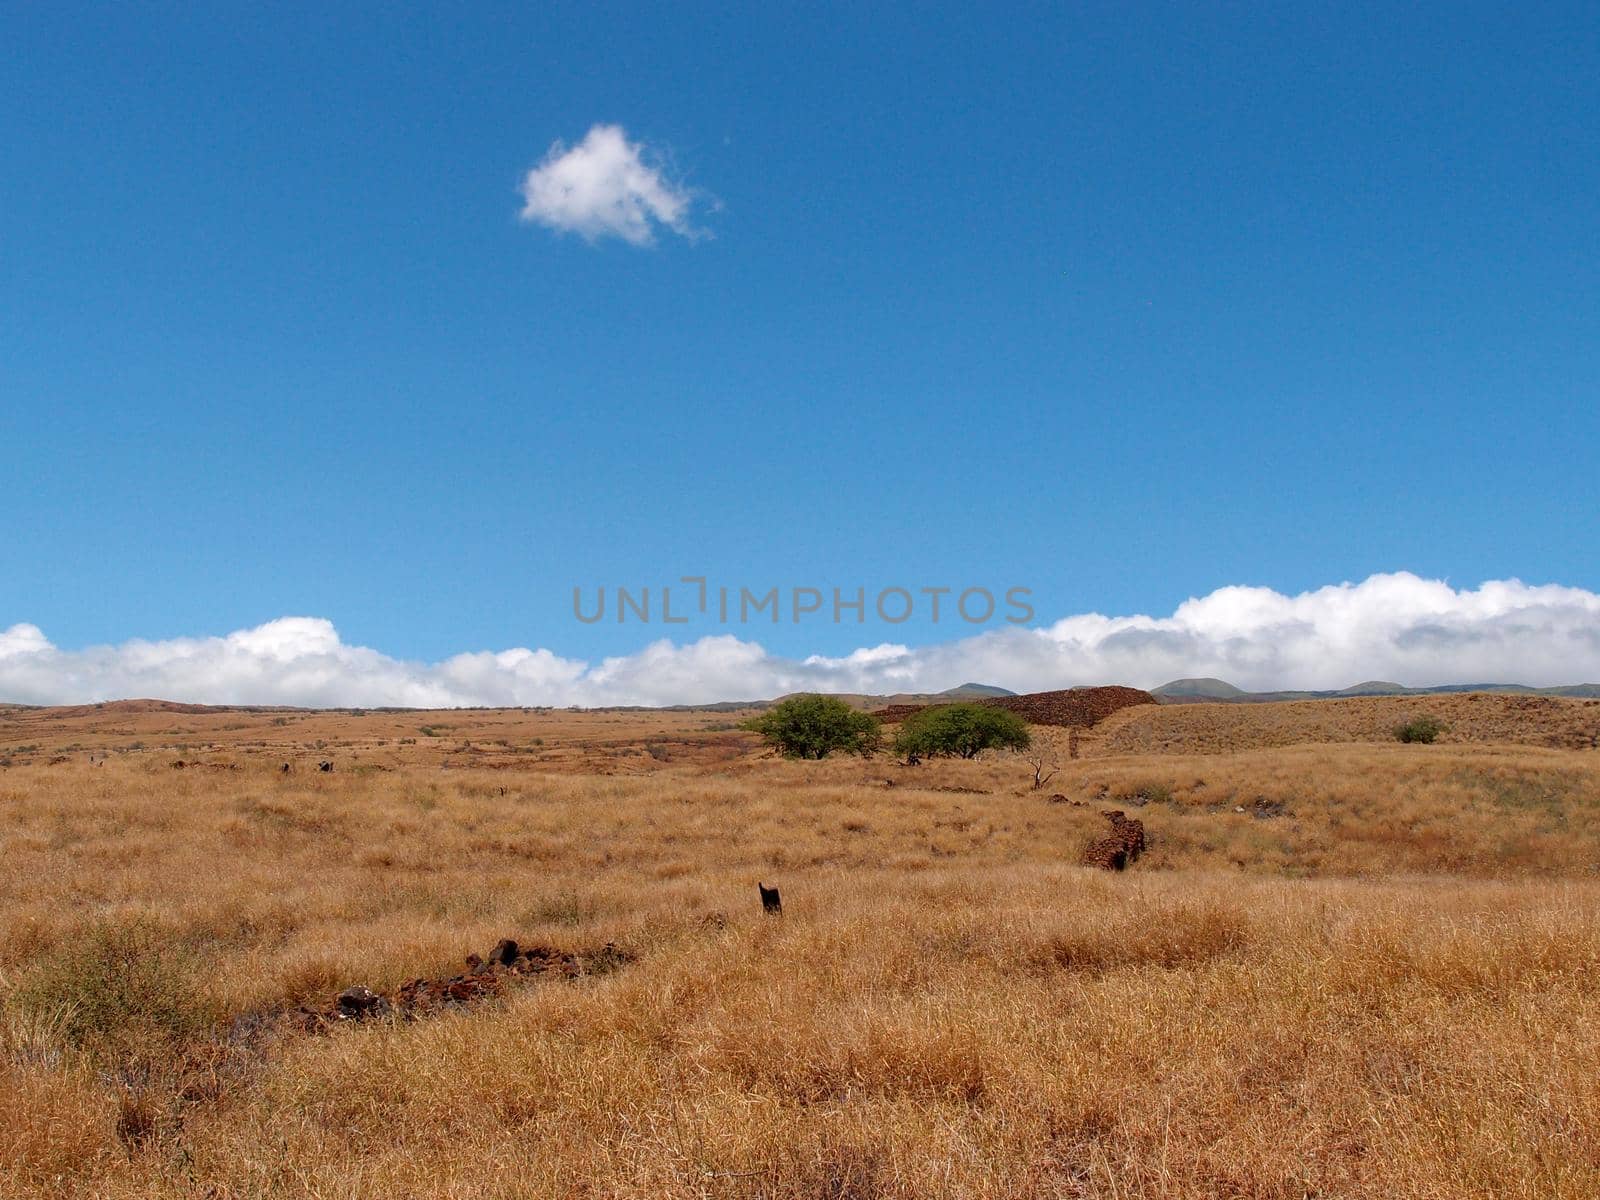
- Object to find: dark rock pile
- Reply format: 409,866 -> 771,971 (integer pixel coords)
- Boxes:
1081,810 -> 1147,871
285,937 -> 633,1031
873,686 -> 1157,729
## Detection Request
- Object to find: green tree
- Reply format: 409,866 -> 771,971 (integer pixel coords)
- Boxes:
893,703 -> 1032,760
742,694 -> 882,759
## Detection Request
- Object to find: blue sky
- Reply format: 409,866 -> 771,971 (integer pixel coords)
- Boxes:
3,4 -> 1599,703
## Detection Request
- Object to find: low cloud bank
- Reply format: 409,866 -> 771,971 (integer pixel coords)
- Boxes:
3,574 -> 1598,708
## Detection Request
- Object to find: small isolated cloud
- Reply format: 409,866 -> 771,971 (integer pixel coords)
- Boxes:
518,124 -> 705,245
4,575 -> 1600,708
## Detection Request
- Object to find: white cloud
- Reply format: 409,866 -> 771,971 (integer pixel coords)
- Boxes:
3,574 -> 1599,708
518,124 -> 705,245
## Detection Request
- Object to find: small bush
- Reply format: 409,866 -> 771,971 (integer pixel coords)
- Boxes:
1128,781 -> 1173,805
742,695 -> 882,759
1395,715 -> 1447,744
894,704 -> 1032,760
10,917 -> 217,1063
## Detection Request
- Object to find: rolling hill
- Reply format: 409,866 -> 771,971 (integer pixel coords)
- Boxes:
1153,678 -> 1600,703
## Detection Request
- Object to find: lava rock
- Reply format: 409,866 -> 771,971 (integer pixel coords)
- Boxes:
335,986 -> 388,1020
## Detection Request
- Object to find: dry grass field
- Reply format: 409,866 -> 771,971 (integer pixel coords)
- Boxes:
3,695 -> 1600,1197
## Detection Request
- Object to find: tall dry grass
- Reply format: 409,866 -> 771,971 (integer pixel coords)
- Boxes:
1,715 -> 1599,1196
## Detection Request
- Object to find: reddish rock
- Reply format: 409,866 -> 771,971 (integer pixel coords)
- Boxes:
281,937 -> 632,1034
1081,809 -> 1147,870
874,686 -> 1157,729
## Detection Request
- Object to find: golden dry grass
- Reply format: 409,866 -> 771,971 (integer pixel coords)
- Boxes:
2,697 -> 1600,1197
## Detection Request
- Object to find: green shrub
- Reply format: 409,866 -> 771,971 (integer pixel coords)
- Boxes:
1395,715 -> 1447,744
893,704 -> 1031,760
1130,781 -> 1173,805
741,695 -> 882,759
10,917 -> 217,1062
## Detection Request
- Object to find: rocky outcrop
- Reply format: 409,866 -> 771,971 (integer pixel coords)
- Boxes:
1081,809 -> 1147,871
874,686 -> 1157,729
284,937 -> 633,1031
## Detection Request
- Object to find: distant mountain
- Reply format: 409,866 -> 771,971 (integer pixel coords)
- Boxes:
1336,681 -> 1410,696
766,683 -> 1016,711
1153,678 -> 1600,703
1151,677 -> 1248,700
938,682 -> 1016,698
1418,682 -> 1600,698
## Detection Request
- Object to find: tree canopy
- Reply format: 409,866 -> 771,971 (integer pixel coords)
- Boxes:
893,703 -> 1031,760
742,694 -> 882,759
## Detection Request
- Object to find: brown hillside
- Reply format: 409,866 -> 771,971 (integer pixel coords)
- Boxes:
1095,691 -> 1600,755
